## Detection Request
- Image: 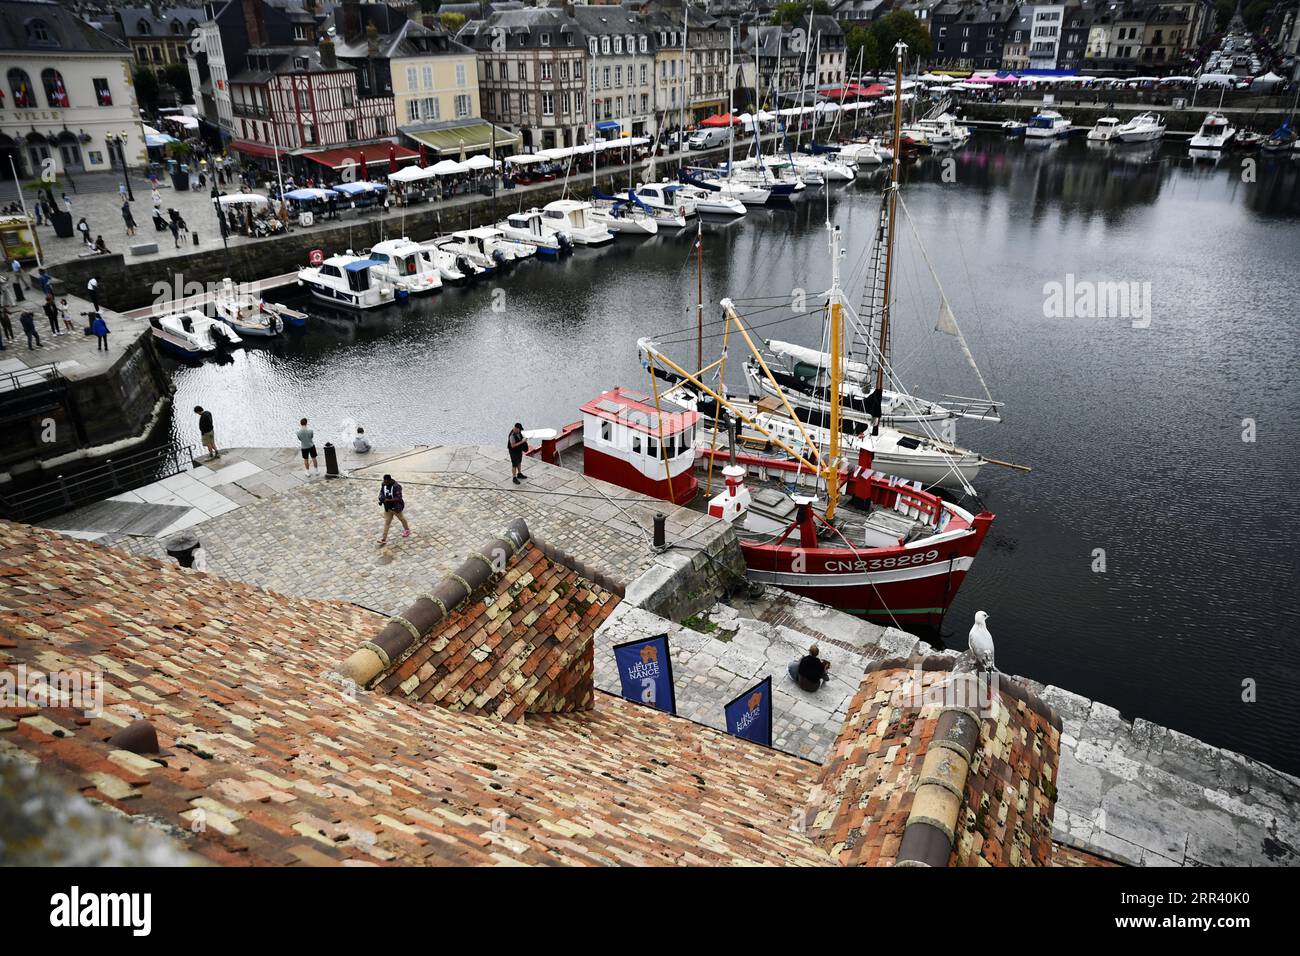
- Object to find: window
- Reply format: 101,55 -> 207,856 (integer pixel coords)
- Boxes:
614,36 -> 622,55
601,421 -> 611,442
603,66 -> 610,88
540,61 -> 552,80
561,90 -> 570,113
639,35 -> 647,54
485,61 -> 493,80
407,100 -> 420,122
26,17 -> 54,44
297,88 -> 309,110
424,97 -> 440,120
542,92 -> 553,116
639,64 -> 647,86
406,66 -> 418,90
455,63 -> 466,87
517,61 -> 526,81
520,92 -> 529,113
302,122 -> 315,144
499,59 -> 506,77
559,61 -> 569,81
589,38 -> 597,55
615,65 -> 622,86
486,91 -> 495,112
601,36 -> 610,54
7,68 -> 34,108
137,19 -> 152,35
41,68 -> 69,107
640,93 -> 648,112
576,91 -> 584,114
455,94 -> 470,118
574,60 -> 582,79
345,119 -> 357,139
540,33 -> 550,47
93,77 -> 112,106
342,88 -> 353,107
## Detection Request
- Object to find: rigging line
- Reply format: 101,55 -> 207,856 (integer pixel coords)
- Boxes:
896,193 -> 996,407
656,305 -> 827,347
940,196 -> 1004,396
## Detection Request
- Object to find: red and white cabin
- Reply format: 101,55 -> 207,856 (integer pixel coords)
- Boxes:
578,388 -> 700,505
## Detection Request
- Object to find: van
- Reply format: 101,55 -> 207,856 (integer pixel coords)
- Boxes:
688,128 -> 730,150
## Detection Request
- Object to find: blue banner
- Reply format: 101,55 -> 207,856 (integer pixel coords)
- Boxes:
612,634 -> 676,715
724,676 -> 773,747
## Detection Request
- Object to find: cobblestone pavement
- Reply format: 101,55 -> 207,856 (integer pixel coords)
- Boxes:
116,444 -> 728,617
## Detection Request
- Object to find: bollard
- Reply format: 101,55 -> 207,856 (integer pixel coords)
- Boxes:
653,512 -> 666,549
193,233 -> 200,246
164,531 -> 200,568
323,441 -> 339,477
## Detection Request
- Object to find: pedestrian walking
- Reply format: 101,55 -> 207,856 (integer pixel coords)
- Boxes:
19,310 -> 39,349
168,216 -> 180,248
86,276 -> 100,311
151,186 -> 162,208
507,422 -> 528,484
59,298 -> 74,333
34,201 -> 44,226
76,216 -> 90,245
43,294 -> 59,336
0,299 -> 12,341
195,406 -> 219,460
9,258 -> 24,301
122,200 -> 137,236
119,182 -> 128,200
376,474 -> 411,546
296,418 -> 318,473
62,192 -> 72,214
90,313 -> 109,351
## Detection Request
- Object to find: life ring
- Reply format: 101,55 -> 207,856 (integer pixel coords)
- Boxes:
308,248 -> 324,267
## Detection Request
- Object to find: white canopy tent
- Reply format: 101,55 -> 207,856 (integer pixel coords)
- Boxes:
464,153 -> 498,170
429,159 -> 469,175
503,154 -> 547,165
388,164 -> 433,183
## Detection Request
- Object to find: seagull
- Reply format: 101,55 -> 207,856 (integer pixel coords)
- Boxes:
968,611 -> 995,673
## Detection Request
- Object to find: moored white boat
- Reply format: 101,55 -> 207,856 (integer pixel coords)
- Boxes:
677,182 -> 747,216
1026,110 -> 1070,138
1116,112 -> 1166,143
495,209 -> 571,256
211,278 -> 282,337
1189,112 -> 1235,149
297,254 -> 397,310
1086,117 -> 1122,142
542,199 -> 613,245
589,191 -> 659,235
367,237 -> 443,294
149,309 -> 242,358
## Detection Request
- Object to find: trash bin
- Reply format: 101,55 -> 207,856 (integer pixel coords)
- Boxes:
49,210 -> 73,239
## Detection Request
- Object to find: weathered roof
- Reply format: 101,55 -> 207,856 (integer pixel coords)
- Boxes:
116,6 -> 206,38
0,0 -> 129,54
805,657 -> 1063,867
0,521 -> 829,866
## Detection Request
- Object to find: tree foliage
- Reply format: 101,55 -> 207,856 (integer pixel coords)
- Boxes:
846,25 -> 880,72
133,68 -> 160,114
770,1 -> 831,27
162,63 -> 193,104
871,11 -> 932,68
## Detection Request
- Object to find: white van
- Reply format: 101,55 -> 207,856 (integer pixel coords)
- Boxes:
688,128 -> 730,150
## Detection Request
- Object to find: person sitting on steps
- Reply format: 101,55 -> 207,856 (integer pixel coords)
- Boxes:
787,644 -> 831,692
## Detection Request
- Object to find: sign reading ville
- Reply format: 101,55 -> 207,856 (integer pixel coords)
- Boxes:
0,109 -> 68,123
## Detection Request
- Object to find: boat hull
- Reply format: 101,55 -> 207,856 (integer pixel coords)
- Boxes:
582,445 -> 697,505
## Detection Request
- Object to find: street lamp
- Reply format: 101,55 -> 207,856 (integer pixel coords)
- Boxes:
109,133 -> 135,201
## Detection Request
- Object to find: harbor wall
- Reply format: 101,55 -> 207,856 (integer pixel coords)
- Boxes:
45,160 -> 730,313
0,331 -> 173,484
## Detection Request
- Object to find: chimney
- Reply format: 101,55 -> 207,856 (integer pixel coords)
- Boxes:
340,0 -> 362,42
241,0 -> 266,48
366,21 -> 380,57
319,36 -> 337,70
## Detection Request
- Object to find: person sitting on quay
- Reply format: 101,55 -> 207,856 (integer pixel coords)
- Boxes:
353,427 -> 372,454
93,235 -> 110,255
787,644 -> 831,692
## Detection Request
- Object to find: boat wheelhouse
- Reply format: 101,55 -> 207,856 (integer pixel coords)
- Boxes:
576,387 -> 699,504
1086,117 -> 1122,142
368,238 -> 443,294
1189,113 -> 1236,150
542,200 -> 614,245
211,278 -> 282,337
495,210 -> 570,255
1025,110 -> 1070,138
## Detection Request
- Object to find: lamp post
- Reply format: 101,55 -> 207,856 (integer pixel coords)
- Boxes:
109,133 -> 135,202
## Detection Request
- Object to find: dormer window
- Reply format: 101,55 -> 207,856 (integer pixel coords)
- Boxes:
25,17 -> 55,45
540,32 -> 550,46
589,37 -> 597,55
294,25 -> 310,41
294,56 -> 308,70
138,20 -> 152,35
613,36 -> 622,54
601,36 -> 609,54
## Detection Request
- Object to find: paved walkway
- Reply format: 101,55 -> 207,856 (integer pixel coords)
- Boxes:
111,445 -> 727,616
0,287 -> 140,384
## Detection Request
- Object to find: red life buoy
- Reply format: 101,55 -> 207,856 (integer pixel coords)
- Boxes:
308,248 -> 324,266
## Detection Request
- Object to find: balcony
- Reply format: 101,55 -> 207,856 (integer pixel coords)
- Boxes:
232,102 -> 270,120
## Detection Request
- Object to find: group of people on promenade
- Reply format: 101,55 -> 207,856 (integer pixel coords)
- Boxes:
0,260 -> 107,352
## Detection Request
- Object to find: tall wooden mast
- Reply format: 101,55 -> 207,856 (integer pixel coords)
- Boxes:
825,222 -> 844,521
876,40 -> 907,397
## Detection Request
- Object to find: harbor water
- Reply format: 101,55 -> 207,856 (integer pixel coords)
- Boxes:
159,135 -> 1300,775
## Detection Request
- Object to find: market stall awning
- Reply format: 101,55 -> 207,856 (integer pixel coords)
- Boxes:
700,112 -> 743,127
404,119 -> 520,157
595,120 -> 622,132
232,139 -> 280,159
302,143 -> 419,170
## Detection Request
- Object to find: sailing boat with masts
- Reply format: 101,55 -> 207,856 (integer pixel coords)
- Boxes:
630,42 -> 995,626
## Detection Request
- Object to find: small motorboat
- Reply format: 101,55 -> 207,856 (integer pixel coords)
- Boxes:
1188,112 -> 1235,150
1086,117 -> 1123,143
418,244 -> 478,284
1233,129 -> 1266,150
676,183 -> 746,216
541,199 -> 614,245
589,190 -> 659,236
838,139 -> 889,163
367,237 -> 443,295
1116,112 -> 1166,143
1000,119 -> 1027,137
297,254 -> 397,310
1026,110 -> 1071,138
262,301 -> 308,330
1261,120 -> 1297,154
495,209 -> 571,256
211,278 -> 283,337
149,309 -> 242,359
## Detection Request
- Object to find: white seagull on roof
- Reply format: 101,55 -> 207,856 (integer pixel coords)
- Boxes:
969,611 -> 995,672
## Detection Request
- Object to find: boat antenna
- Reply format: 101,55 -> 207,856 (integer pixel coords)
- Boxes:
876,40 -> 906,404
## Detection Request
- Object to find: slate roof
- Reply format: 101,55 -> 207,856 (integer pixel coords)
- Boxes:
0,522 -> 829,866
0,0 -> 128,53
805,657 -> 1063,867
117,6 -> 206,37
